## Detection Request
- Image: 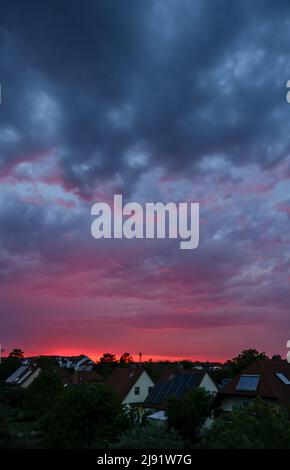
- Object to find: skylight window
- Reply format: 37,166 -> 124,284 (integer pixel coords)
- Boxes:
276,373 -> 290,385
236,375 -> 260,391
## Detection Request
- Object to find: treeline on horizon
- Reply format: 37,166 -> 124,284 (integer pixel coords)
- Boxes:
0,347 -> 285,383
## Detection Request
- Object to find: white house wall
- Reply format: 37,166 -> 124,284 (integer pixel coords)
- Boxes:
221,396 -> 253,411
123,371 -> 155,405
199,373 -> 218,394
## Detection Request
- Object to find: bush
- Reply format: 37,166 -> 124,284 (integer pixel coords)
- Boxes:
0,357 -> 21,382
44,383 -> 130,448
109,424 -> 188,449
24,368 -> 63,419
167,387 -> 214,442
201,398 -> 290,449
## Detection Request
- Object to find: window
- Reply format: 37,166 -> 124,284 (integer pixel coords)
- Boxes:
276,373 -> 290,385
134,386 -> 140,395
148,386 -> 154,394
236,375 -> 260,391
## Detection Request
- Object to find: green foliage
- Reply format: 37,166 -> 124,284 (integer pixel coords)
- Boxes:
0,408 -> 48,449
1,387 -> 25,408
167,387 -> 213,441
44,383 -> 130,448
93,364 -> 114,378
213,348 -> 269,383
226,349 -> 268,376
0,357 -> 21,382
179,360 -> 193,370
24,368 -> 63,418
96,353 -> 118,377
271,354 -> 282,361
35,356 -> 59,369
202,398 -> 290,449
109,424 -> 188,449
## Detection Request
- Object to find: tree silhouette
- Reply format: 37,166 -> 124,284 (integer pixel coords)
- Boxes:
119,352 -> 133,364
271,354 -> 282,361
167,388 -> 213,442
8,349 -> 24,359
98,353 -> 117,364
225,349 -> 268,376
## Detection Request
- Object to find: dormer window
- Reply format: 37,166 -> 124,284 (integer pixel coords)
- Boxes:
276,373 -> 290,385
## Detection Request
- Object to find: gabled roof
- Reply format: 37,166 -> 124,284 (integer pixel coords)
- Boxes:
156,366 -> 181,384
23,355 -> 95,368
74,370 -> 103,384
58,369 -> 103,386
145,370 -> 206,409
219,359 -> 290,408
106,368 -> 145,400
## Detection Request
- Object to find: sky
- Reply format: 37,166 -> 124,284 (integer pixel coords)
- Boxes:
0,0 -> 290,362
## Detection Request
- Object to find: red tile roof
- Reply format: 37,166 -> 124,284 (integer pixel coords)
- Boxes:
106,368 -> 145,400
219,359 -> 290,408
74,370 -> 103,384
156,366 -> 180,384
58,369 -> 103,385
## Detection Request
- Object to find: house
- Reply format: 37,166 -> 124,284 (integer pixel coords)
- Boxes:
23,354 -> 95,371
5,365 -> 41,388
192,361 -> 222,372
154,365 -> 181,383
218,359 -> 290,412
144,370 -> 218,422
107,368 -> 155,407
56,355 -> 95,371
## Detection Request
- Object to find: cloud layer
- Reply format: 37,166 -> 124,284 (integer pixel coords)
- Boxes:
0,0 -> 290,360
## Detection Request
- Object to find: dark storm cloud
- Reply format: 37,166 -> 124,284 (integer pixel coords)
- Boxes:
0,0 -> 290,196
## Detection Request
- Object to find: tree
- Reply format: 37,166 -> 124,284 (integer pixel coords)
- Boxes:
98,353 -> 117,364
1,387 -> 25,408
201,398 -> 290,449
226,349 -> 268,376
0,357 -> 21,383
119,352 -> 133,364
35,356 -> 59,369
142,363 -> 160,382
180,360 -> 193,369
167,388 -> 214,442
8,349 -> 24,359
24,368 -> 63,418
214,349 -> 269,383
109,424 -> 188,449
44,383 -> 130,448
96,353 -> 118,378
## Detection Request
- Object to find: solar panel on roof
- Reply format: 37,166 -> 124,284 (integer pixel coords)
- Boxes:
5,366 -> 28,384
146,372 -> 202,405
236,375 -> 260,391
17,369 -> 33,384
